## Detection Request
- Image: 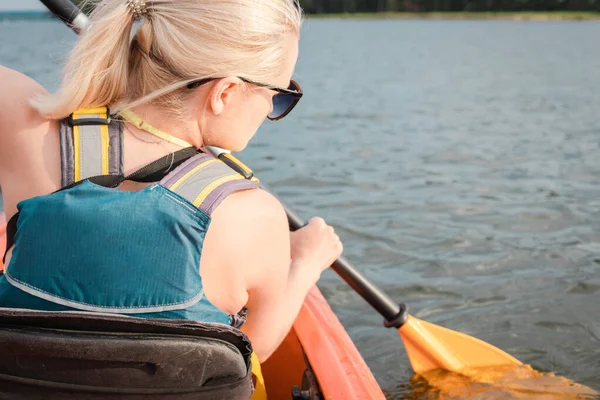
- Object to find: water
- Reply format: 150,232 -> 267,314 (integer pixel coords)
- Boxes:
1,17 -> 600,398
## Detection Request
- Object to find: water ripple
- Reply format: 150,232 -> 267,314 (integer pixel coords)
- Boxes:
2,17 -> 600,397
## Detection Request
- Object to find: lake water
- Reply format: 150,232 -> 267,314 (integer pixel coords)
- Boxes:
1,17 -> 599,398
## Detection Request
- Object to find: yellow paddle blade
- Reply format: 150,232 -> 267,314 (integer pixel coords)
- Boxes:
398,315 -> 522,374
399,316 -> 599,397
416,364 -> 599,399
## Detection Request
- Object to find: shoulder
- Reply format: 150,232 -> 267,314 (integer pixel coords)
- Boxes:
214,185 -> 287,227
200,186 -> 291,312
0,66 -> 52,158
0,66 -> 46,92
0,66 -> 48,107
0,66 -> 49,132
0,66 -> 58,187
207,186 -> 290,272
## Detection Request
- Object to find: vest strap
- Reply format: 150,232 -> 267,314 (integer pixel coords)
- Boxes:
3,147 -> 201,264
60,107 -> 123,186
218,153 -> 260,182
161,153 -> 260,216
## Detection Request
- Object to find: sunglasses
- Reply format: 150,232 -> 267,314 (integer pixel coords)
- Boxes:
187,77 -> 303,121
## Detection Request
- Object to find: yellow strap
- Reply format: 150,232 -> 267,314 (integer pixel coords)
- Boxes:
220,153 -> 260,183
168,159 -> 219,192
72,107 -> 111,116
250,352 -> 267,400
119,110 -> 193,148
73,123 -> 82,182
192,174 -> 245,207
100,119 -> 110,175
220,153 -> 256,178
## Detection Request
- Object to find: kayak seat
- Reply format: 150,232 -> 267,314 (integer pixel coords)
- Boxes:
0,308 -> 254,400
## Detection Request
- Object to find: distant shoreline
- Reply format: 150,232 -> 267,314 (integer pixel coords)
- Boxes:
307,11 -> 600,21
0,11 -> 600,21
1,10 -> 599,22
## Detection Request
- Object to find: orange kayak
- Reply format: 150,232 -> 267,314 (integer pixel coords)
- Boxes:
262,286 -> 385,399
0,211 -> 385,399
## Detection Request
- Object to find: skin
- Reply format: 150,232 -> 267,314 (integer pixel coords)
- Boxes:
0,33 -> 343,362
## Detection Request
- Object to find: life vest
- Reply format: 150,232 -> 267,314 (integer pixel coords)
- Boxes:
0,107 -> 266,399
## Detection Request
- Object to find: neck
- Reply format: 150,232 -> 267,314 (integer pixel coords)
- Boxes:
124,104 -> 204,149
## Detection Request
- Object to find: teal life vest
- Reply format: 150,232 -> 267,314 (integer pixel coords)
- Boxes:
0,107 -> 260,325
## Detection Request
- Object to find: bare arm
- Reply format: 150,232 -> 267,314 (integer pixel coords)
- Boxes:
0,66 -> 49,178
201,188 -> 342,362
0,66 -> 59,217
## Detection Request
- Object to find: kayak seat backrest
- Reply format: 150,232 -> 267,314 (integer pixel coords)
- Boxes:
0,308 -> 254,400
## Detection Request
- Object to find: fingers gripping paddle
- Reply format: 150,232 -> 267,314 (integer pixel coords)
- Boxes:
39,3 -> 595,392
280,189 -> 522,374
39,0 -> 522,375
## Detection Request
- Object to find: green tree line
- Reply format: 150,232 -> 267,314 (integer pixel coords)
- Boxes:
299,0 -> 599,12
74,0 -> 600,14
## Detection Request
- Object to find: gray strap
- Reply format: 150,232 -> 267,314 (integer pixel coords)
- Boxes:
160,154 -> 259,216
59,118 -> 75,187
108,120 -> 124,176
78,114 -> 104,179
59,111 -> 123,186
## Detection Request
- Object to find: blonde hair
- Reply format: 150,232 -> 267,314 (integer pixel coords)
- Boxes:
31,0 -> 303,119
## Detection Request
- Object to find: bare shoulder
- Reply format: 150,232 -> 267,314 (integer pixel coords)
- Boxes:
0,66 -> 49,132
0,65 -> 47,96
200,187 -> 291,313
0,66 -> 60,204
205,186 -> 290,277
216,185 -> 288,225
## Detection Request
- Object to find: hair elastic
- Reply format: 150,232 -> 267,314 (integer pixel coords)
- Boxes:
126,0 -> 149,19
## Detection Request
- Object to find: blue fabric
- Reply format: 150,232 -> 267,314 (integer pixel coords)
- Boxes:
0,278 -> 230,322
0,181 -> 230,325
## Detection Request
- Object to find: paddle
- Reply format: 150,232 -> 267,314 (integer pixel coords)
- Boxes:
36,0 -> 569,380
39,0 -> 89,33
257,181 -> 523,374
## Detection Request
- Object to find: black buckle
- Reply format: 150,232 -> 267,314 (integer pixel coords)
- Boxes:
218,153 -> 254,180
69,117 -> 111,126
68,108 -> 111,126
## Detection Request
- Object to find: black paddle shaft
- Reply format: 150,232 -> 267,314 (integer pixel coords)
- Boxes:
38,0 -> 409,330
283,203 -> 408,328
40,0 -> 89,32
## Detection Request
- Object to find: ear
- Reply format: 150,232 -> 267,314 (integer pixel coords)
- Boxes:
208,77 -> 242,116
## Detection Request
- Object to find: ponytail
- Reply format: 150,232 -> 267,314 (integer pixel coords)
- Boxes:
30,0 -> 304,120
31,1 -> 134,118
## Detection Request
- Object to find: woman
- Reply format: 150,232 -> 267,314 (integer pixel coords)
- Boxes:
0,0 -> 342,364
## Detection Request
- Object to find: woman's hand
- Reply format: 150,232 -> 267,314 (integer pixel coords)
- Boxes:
289,217 -> 343,285
202,190 -> 344,362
